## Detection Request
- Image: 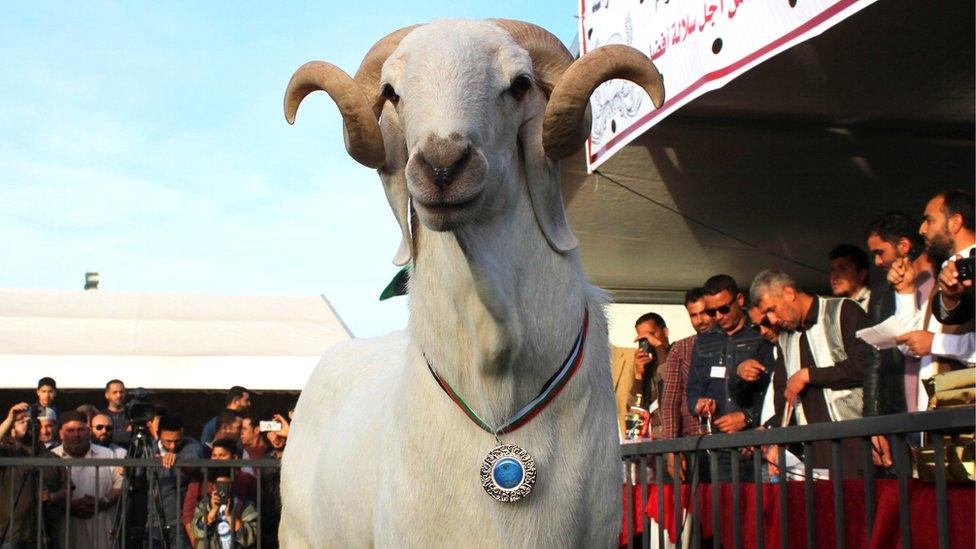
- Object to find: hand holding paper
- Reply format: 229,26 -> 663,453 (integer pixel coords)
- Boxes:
856,315 -> 913,350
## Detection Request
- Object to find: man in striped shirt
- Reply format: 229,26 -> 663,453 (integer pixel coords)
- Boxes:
659,287 -> 715,480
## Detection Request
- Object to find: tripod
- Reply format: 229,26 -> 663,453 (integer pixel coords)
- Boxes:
0,405 -> 49,547
109,425 -> 171,549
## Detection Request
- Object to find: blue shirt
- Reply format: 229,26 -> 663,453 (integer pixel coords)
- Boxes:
686,324 -> 773,420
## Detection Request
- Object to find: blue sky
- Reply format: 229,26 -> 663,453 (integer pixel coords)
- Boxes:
0,2 -> 579,337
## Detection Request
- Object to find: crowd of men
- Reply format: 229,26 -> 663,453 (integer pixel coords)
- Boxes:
625,188 -> 975,481
0,188 -> 971,546
0,379 -> 291,548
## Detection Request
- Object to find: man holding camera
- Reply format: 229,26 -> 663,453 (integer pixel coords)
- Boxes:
0,403 -> 69,548
927,190 -> 975,327
632,312 -> 670,438
891,190 -> 976,409
189,467 -> 259,548
182,438 -> 257,546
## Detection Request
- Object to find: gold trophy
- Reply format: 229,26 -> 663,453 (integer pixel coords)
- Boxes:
624,393 -> 651,440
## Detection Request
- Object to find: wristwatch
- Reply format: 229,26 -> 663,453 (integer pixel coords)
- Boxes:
742,410 -> 755,428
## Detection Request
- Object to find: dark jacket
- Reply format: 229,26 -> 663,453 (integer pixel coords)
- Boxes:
867,280 -> 906,416
687,323 -> 773,423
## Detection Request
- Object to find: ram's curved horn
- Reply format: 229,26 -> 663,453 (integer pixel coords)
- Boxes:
283,25 -> 420,169
354,25 -> 421,117
284,61 -> 386,169
543,45 -> 665,160
490,19 -> 574,98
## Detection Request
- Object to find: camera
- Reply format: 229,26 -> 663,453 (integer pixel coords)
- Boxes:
126,388 -> 156,427
957,249 -> 975,283
259,420 -> 282,432
215,480 -> 232,505
27,403 -> 44,421
637,338 -> 652,355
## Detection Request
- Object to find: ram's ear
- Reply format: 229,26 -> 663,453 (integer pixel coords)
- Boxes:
519,96 -> 579,253
377,103 -> 413,265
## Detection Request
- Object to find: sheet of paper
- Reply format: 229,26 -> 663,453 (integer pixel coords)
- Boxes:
647,399 -> 659,414
856,315 -> 911,350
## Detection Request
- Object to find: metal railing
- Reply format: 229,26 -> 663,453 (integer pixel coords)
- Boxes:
0,457 -> 281,549
3,409 -> 973,548
620,407 -> 975,549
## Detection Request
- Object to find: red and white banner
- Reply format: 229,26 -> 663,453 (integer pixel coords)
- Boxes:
579,0 -> 879,171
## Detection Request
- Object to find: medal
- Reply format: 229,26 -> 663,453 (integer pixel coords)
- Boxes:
425,307 -> 589,503
480,443 -> 537,502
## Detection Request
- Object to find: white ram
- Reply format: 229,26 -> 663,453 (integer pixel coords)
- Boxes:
278,18 -> 664,547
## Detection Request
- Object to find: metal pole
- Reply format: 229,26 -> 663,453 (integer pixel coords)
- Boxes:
932,434 -> 948,549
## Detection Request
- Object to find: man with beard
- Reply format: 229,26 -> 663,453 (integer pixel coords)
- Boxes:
687,275 -> 774,482
659,287 -> 715,479
891,190 -> 976,409
100,379 -> 131,447
90,413 -> 127,458
865,211 -> 930,415
51,411 -> 123,549
751,270 -> 875,477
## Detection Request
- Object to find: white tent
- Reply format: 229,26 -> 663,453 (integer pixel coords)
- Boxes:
0,288 -> 352,390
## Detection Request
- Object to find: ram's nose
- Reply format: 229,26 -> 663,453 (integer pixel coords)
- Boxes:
417,135 -> 471,191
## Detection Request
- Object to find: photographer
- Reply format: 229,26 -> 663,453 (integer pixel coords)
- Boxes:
0,402 -> 30,444
892,190 -> 976,393
181,439 -> 256,547
259,414 -> 289,548
934,250 -> 975,325
0,404 -> 69,547
265,413 -> 289,460
189,468 -> 259,548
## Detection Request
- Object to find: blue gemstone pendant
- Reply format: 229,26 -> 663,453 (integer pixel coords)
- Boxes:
480,444 -> 536,502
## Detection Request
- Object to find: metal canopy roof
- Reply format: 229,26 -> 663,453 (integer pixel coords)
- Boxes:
562,0 -> 974,301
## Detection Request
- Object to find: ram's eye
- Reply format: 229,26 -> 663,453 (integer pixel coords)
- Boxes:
382,83 -> 400,106
509,75 -> 532,101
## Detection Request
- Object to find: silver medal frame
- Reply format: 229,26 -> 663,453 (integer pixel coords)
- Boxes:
480,443 -> 536,502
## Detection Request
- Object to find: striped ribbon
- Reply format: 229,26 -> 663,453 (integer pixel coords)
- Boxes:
425,306 -> 589,436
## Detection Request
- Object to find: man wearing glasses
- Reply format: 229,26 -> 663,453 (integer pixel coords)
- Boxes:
686,275 -> 775,482
90,413 -> 127,458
